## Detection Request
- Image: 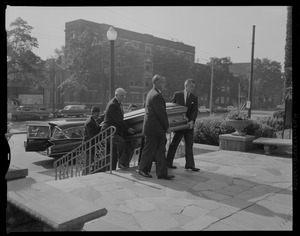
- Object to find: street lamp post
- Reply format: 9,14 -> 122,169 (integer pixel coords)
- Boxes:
107,26 -> 118,100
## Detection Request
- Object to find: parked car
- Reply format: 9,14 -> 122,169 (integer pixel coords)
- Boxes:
10,106 -> 50,121
54,105 -> 90,118
24,103 -> 189,157
24,119 -> 86,158
213,106 -> 229,113
198,106 -> 210,113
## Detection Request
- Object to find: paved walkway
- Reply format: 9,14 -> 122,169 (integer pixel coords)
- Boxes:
8,147 -> 292,231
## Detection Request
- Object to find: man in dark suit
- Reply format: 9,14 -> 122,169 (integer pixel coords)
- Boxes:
166,78 -> 200,171
83,106 -> 102,174
138,74 -> 175,180
102,88 -> 135,170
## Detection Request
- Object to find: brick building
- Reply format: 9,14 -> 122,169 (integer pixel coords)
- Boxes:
64,19 -> 195,109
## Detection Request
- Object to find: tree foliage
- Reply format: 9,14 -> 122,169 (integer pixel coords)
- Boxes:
7,17 -> 46,88
63,29 -> 107,93
153,47 -> 192,100
63,29 -> 145,104
114,41 -> 145,90
190,62 -> 211,101
253,58 -> 283,108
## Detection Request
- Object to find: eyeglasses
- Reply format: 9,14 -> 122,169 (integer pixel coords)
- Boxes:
117,94 -> 126,97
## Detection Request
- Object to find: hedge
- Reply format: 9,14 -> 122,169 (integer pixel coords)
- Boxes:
193,115 -> 280,146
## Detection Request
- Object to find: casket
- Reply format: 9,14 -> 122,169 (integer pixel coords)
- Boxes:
123,103 -> 189,140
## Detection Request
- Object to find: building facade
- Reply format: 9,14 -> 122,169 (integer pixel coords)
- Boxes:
64,19 -> 195,109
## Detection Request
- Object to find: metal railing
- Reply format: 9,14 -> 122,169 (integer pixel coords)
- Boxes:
53,126 -> 116,180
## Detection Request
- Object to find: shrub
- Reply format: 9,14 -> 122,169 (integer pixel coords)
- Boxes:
244,119 -> 277,138
255,116 -> 284,131
194,116 -> 235,146
193,116 -> 277,146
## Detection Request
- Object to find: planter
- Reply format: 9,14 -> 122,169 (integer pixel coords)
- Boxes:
226,119 -> 251,136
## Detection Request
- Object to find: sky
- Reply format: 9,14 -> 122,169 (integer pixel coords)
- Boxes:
5,6 -> 288,67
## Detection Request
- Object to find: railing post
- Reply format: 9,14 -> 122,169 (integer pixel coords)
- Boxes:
109,127 -> 114,174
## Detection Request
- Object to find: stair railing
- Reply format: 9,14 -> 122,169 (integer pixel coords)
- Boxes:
53,126 -> 116,180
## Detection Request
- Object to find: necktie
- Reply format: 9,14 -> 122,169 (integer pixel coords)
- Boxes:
185,93 -> 189,105
120,103 -> 124,114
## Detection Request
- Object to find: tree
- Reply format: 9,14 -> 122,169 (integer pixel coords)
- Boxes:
114,40 -> 145,90
253,58 -> 283,108
52,46 -> 65,66
209,57 -> 234,99
190,62 -> 211,105
153,46 -> 192,101
63,29 -> 107,93
7,17 -> 46,88
63,28 -> 145,104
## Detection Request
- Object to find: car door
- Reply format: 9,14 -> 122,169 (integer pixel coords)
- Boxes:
24,123 -> 53,152
48,126 -> 84,157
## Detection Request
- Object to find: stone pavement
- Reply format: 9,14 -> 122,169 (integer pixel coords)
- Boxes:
8,147 -> 292,231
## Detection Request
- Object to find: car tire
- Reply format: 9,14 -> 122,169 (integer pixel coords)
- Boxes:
11,115 -> 17,121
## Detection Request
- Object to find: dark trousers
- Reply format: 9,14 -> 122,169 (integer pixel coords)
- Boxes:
139,134 -> 168,177
119,138 -> 139,167
166,129 -> 195,168
111,134 -> 125,170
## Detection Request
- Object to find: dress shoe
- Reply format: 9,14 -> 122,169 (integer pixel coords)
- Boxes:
157,175 -> 175,180
168,165 -> 177,169
185,167 -> 200,171
138,170 -> 152,178
118,163 -> 128,169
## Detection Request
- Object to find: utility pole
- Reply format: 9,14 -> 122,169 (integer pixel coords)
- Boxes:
209,62 -> 214,115
248,25 -> 255,118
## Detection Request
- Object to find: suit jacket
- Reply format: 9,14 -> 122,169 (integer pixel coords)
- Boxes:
171,91 -> 198,123
143,87 -> 169,136
83,115 -> 101,142
102,97 -> 129,136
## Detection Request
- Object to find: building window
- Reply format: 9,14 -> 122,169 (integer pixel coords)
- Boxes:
145,45 -> 152,55
226,86 -> 230,94
145,62 -> 152,72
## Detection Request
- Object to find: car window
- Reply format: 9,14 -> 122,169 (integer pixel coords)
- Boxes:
63,126 -> 84,139
52,127 -> 68,140
28,125 -> 50,138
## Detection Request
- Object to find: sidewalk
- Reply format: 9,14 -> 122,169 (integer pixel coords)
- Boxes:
7,147 -> 292,231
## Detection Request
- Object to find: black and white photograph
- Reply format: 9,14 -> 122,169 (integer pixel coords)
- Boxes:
4,5 -> 294,232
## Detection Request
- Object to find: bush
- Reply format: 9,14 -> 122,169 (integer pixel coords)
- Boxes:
244,119 -> 277,138
193,116 -> 277,146
193,116 -> 235,146
255,116 -> 284,131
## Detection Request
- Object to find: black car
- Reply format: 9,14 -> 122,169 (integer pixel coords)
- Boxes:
10,106 -> 50,121
24,103 -> 189,158
24,119 -> 86,158
54,105 -> 90,118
